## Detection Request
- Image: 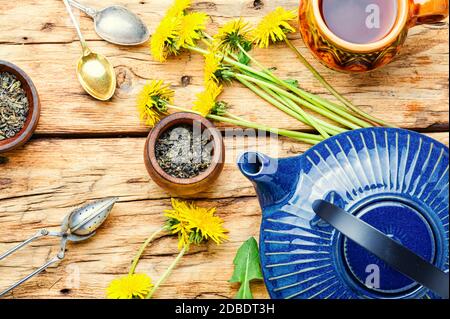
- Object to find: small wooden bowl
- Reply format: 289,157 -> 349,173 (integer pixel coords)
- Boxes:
0,61 -> 40,154
144,112 -> 225,196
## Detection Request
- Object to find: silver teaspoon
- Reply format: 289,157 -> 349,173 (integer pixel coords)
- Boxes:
68,0 -> 150,46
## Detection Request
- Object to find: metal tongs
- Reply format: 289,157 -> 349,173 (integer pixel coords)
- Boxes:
0,197 -> 118,297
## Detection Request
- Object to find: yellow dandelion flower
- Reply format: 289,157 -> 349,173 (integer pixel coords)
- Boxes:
181,201 -> 228,246
167,199 -> 228,248
107,274 -> 153,299
252,7 -> 297,48
151,15 -> 181,62
193,82 -> 223,116
176,12 -> 209,49
213,19 -> 252,53
137,80 -> 174,127
166,0 -> 191,17
203,49 -> 222,85
165,199 -> 193,250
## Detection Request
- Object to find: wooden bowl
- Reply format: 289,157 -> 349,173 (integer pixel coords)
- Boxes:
144,112 -> 225,196
0,61 -> 40,154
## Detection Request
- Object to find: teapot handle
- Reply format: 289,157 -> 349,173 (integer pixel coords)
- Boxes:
313,200 -> 449,299
413,0 -> 449,25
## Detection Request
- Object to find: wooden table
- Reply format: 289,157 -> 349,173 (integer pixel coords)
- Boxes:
0,0 -> 448,299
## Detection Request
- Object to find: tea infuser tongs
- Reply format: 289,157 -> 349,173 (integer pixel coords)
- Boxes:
0,197 -> 118,297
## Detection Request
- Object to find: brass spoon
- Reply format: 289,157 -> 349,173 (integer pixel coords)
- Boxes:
62,0 -> 116,101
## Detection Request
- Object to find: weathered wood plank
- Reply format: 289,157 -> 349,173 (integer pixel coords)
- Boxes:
0,135 -> 308,207
0,133 -> 448,298
0,1 -> 447,135
0,197 -> 269,299
0,0 -> 448,300
1,133 -> 447,205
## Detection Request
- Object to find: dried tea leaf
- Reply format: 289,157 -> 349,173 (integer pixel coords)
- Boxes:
0,72 -> 29,140
229,237 -> 263,299
155,125 -> 213,179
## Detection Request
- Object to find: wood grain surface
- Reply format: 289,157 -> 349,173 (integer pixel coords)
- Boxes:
0,0 -> 448,299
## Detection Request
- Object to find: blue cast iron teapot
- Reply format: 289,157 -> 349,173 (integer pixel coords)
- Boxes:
238,128 -> 449,299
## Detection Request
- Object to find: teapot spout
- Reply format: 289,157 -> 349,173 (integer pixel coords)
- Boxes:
238,152 -> 274,180
238,152 -> 301,208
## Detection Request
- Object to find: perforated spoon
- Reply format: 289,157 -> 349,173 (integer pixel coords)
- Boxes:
68,0 -> 150,46
0,197 -> 118,297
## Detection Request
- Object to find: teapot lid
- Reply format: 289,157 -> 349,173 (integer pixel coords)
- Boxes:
342,199 -> 437,295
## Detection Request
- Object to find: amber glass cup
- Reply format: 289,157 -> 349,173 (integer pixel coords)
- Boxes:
298,0 -> 449,72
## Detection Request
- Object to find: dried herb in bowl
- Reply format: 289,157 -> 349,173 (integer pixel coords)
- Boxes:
0,72 -> 29,141
155,124 -> 213,179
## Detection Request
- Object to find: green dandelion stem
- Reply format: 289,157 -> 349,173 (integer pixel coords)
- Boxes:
284,37 -> 347,105
167,104 -> 202,115
277,95 -> 346,136
201,37 -> 213,48
284,37 -> 393,128
188,45 -> 275,83
190,44 -> 372,129
231,72 -> 363,130
234,44 -> 372,129
265,71 -> 372,129
256,83 -> 346,136
225,112 -> 251,123
234,75 -> 330,138
166,103 -> 319,143
242,70 -> 347,136
207,114 -> 323,145
146,245 -> 189,299
233,73 -> 331,138
188,45 -> 372,130
256,70 -> 373,129
237,42 -> 268,71
129,227 -> 165,276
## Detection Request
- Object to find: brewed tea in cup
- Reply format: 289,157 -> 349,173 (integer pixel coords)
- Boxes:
298,0 -> 449,72
320,0 -> 399,44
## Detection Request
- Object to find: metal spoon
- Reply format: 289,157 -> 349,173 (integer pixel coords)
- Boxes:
63,0 -> 116,101
0,197 -> 118,297
68,0 -> 150,46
